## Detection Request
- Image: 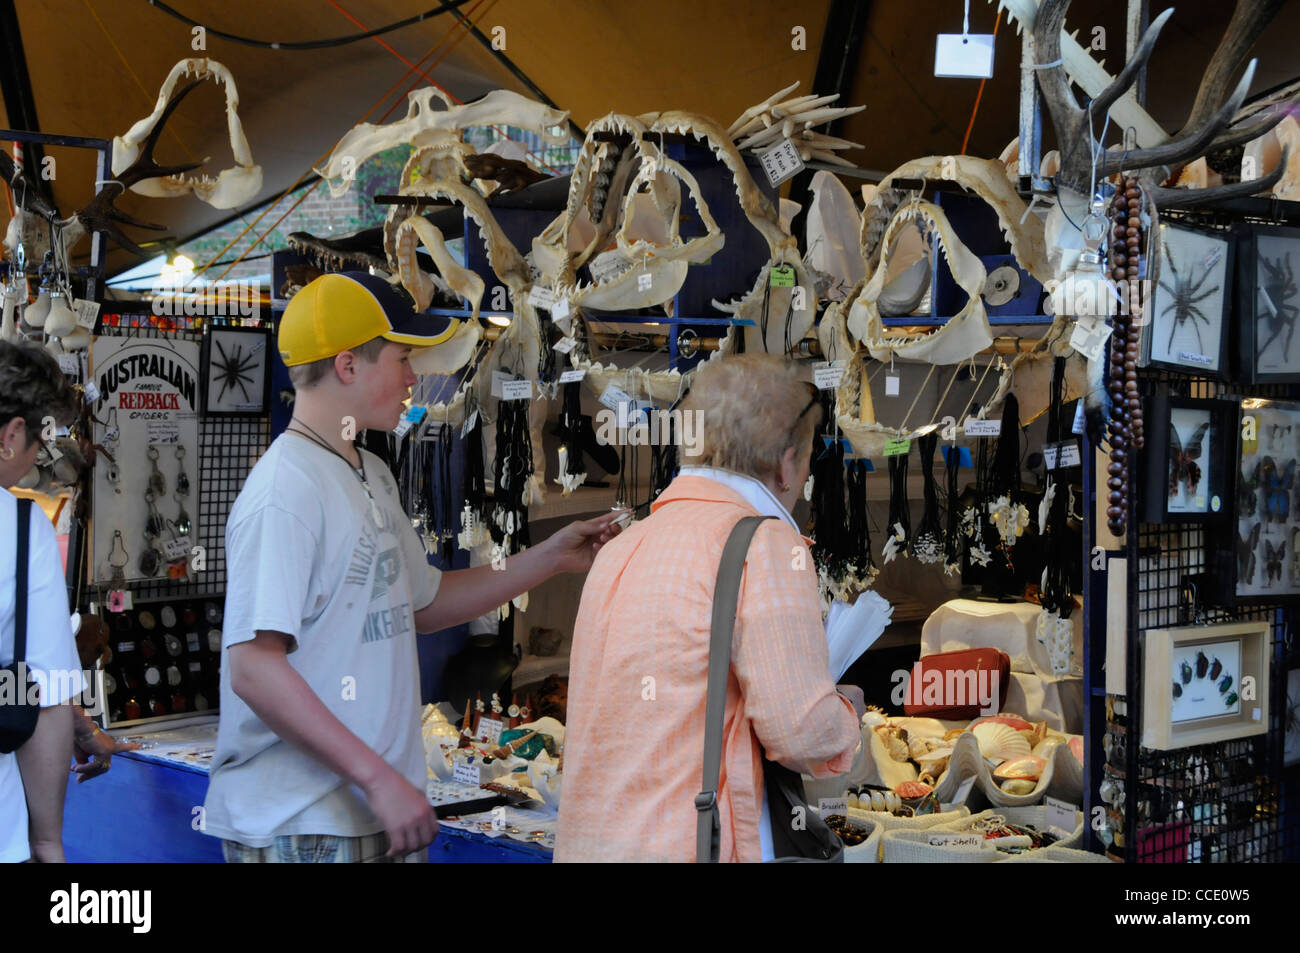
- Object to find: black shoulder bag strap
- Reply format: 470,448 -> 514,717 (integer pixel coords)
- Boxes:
14,497 -> 30,669
695,515 -> 773,864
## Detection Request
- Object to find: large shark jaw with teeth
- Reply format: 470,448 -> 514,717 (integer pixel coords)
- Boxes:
849,199 -> 992,366
112,58 -> 262,209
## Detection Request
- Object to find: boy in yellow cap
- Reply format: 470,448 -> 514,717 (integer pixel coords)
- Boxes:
205,272 -> 623,862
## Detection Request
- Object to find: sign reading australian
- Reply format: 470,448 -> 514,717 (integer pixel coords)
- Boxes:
94,346 -> 198,417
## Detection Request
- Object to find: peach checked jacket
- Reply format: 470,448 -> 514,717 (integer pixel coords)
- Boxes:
555,476 -> 860,862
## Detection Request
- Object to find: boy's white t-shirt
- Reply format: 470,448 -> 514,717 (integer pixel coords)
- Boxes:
203,434 -> 441,847
0,489 -> 84,863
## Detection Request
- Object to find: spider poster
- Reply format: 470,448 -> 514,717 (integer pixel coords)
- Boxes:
201,325 -> 272,416
1231,398 -> 1300,602
1240,227 -> 1300,383
1143,224 -> 1231,376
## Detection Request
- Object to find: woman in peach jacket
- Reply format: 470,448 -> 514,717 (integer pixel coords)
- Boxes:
556,354 -> 861,862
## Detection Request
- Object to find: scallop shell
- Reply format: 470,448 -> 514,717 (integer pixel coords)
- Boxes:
971,723 -> 1031,764
895,781 -> 934,799
993,755 -> 1047,781
969,714 -> 1034,733
1067,736 -> 1084,764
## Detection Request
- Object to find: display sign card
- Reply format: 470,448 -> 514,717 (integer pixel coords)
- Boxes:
559,368 -> 586,384
1069,314 -> 1113,363
588,250 -> 636,285
637,272 -> 653,292
599,384 -> 633,412
453,761 -> 482,786
1044,796 -> 1077,839
162,536 -> 191,561
1043,440 -> 1082,470
552,336 -> 577,354
74,298 -> 101,330
934,33 -> 995,78
964,417 -> 1002,437
1072,402 -> 1086,435
926,832 -> 986,851
526,284 -> 556,311
58,353 -> 80,375
758,138 -> 805,188
813,361 -> 845,390
817,797 -> 848,819
475,717 -> 504,745
768,265 -> 796,288
501,380 -> 533,401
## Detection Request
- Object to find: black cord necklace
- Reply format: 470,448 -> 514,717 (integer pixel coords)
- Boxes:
286,418 -> 384,527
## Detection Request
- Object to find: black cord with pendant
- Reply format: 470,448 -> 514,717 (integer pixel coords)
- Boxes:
1042,357 -> 1073,616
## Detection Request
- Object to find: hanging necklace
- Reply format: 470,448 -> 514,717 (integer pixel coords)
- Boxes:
286,418 -> 385,528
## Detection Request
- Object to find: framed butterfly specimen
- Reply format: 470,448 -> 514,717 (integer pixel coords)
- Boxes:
1235,225 -> 1300,385
1141,223 -> 1233,378
1140,394 -> 1236,524
1212,398 -> 1300,606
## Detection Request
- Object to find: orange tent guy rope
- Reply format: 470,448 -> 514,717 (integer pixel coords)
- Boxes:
959,7 -> 1003,156
193,0 -> 493,280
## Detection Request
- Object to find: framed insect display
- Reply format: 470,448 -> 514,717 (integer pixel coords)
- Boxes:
1142,223 -> 1233,377
1236,225 -> 1300,384
1141,620 -> 1270,750
1139,394 -> 1236,525
1285,665 -> 1300,768
202,325 -> 272,416
1211,397 -> 1300,606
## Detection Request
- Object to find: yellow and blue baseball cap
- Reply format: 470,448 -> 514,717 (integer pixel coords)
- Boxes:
277,271 -> 460,366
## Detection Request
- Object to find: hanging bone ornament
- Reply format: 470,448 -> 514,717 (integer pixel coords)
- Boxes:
727,82 -> 867,166
112,59 -> 262,209
317,88 -> 568,195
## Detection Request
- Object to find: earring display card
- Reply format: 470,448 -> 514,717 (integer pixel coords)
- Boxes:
88,336 -> 202,585
99,598 -> 223,728
1219,398 -> 1300,605
1235,225 -> 1300,384
1142,223 -> 1232,377
1140,394 -> 1235,525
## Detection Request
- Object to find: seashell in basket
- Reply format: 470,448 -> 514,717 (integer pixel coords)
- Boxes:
1032,736 -> 1066,759
875,724 -> 911,762
1000,778 -> 1037,796
895,780 -> 934,800
972,723 -> 1031,764
969,714 -> 1034,733
861,706 -> 888,728
914,746 -> 953,779
1067,736 -> 1084,764
993,755 -> 1047,781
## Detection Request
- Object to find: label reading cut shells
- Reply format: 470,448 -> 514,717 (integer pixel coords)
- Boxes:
964,417 -> 1002,437
812,361 -> 844,390
926,832 -> 986,851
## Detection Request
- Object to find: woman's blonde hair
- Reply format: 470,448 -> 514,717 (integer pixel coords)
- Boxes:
680,353 -> 820,480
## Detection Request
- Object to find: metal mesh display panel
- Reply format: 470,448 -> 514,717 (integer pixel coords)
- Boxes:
1113,357 -> 1298,862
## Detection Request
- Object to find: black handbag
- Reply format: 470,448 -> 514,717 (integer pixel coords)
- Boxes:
695,515 -> 844,863
0,498 -> 41,754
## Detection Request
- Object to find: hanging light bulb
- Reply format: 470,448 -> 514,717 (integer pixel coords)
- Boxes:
45,289 -> 78,337
25,282 -> 51,328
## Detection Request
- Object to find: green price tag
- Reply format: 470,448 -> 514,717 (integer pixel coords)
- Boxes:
769,265 -> 795,287
883,438 -> 911,457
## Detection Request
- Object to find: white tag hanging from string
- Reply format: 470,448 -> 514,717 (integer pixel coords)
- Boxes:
934,0 -> 994,78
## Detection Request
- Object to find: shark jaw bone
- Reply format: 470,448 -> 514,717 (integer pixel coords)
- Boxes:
112,58 -> 262,209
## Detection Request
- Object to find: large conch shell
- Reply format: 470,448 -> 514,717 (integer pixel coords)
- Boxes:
971,723 -> 1031,764
112,58 -> 262,209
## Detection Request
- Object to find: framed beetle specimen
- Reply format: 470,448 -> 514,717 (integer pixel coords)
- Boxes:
1141,223 -> 1233,377
1235,225 -> 1300,384
1139,394 -> 1236,525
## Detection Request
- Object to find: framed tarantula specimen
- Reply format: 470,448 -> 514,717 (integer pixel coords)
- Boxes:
1236,226 -> 1300,384
202,325 -> 272,417
1142,224 -> 1232,377
1139,394 -> 1236,525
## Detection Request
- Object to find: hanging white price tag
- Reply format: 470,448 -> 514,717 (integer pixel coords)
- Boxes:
84,382 -> 100,403
964,417 -> 1002,437
934,34 -> 995,78
73,298 -> 101,330
1072,402 -> 1086,436
885,374 -> 900,396
559,368 -> 586,383
757,138 -> 805,188
526,285 -> 556,311
1068,315 -> 1112,363
637,272 -> 653,292
57,353 -> 79,375
501,380 -> 533,401
552,336 -> 577,354
599,385 -> 632,411
812,361 -> 844,390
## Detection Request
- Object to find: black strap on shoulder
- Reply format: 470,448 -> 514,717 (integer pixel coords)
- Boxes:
14,498 -> 31,666
696,514 -> 774,863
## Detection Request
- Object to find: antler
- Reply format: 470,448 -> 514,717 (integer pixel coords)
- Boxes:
1035,0 -> 1289,205
74,79 -> 207,256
